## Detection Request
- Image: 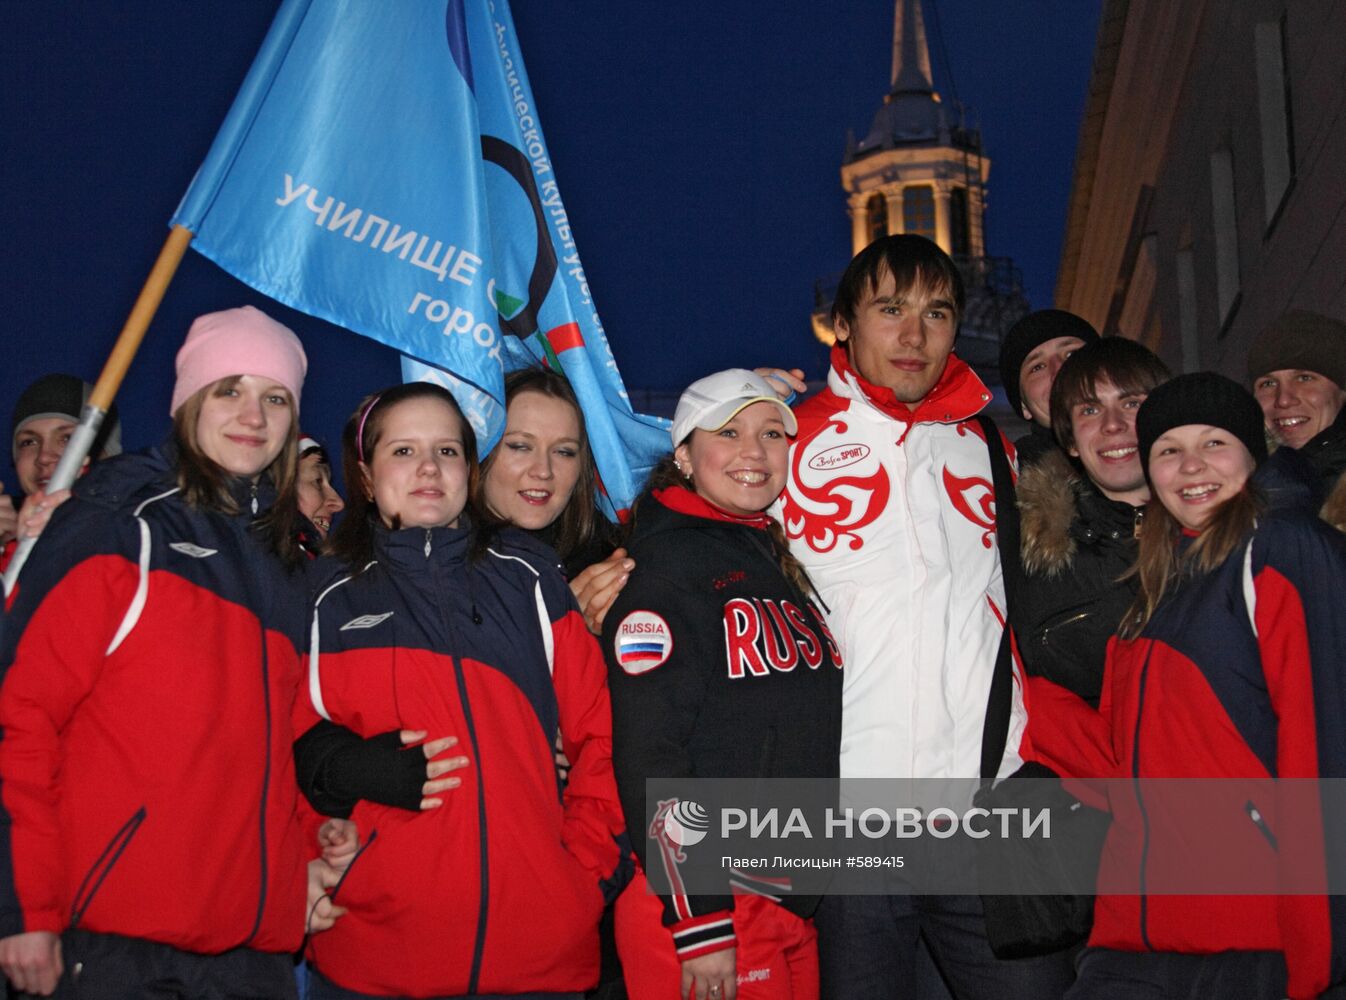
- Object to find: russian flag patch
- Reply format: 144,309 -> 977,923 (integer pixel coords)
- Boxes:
614,610 -> 674,674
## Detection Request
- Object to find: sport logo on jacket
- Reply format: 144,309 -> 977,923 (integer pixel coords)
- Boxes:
168,541 -> 217,558
781,417 -> 889,554
340,612 -> 395,631
723,597 -> 842,678
614,610 -> 674,674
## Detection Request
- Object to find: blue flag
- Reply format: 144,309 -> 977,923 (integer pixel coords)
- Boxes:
173,0 -> 668,518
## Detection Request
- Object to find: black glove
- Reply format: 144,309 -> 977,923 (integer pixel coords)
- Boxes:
294,722 -> 427,816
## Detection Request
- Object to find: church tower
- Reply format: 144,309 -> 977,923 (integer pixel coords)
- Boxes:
842,0 -> 988,258
813,0 -> 1025,378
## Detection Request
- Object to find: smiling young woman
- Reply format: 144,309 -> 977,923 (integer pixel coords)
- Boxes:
0,306 -> 330,997
293,381 -> 627,999
604,369 -> 842,1000
477,368 -> 611,574
1029,373 -> 1346,1000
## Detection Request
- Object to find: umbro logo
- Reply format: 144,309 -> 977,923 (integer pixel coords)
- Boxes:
169,542 -> 217,558
340,612 -> 394,631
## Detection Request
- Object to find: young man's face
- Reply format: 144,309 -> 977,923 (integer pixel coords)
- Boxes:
1067,377 -> 1150,506
1018,336 -> 1087,426
834,268 -> 958,409
1252,368 -> 1346,449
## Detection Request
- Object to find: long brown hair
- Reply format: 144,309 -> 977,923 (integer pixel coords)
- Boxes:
327,383 -> 480,571
477,368 -> 600,562
1120,486 -> 1263,638
171,376 -> 302,566
638,454 -> 812,596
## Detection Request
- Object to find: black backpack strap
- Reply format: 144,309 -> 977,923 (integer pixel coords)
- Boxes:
976,415 -> 1021,787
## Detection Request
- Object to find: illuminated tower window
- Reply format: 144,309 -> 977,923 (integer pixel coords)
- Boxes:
950,187 -> 970,256
822,0 -> 1025,360
866,192 -> 889,244
838,1 -> 990,260
903,184 -> 935,241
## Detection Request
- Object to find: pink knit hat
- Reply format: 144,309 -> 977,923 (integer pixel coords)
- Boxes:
170,306 -> 308,416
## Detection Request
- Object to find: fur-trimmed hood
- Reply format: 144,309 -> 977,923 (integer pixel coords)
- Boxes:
1018,448 -> 1143,577
1017,448 -> 1081,577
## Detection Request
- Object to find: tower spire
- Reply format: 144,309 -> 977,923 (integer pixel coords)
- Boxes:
890,0 -> 935,95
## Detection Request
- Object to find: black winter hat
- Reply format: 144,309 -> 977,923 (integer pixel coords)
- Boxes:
10,373 -> 122,465
1245,309 -> 1346,388
998,310 -> 1100,416
1136,372 -> 1267,479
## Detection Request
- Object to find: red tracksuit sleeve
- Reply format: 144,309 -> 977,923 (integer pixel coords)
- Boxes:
1024,671 -> 1116,782
550,607 -> 628,896
1249,522 -> 1346,1000
0,521 -> 140,935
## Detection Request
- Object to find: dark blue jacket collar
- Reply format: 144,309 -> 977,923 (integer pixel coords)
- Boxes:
1254,447 -> 1320,514
373,517 -> 471,574
73,438 -> 278,520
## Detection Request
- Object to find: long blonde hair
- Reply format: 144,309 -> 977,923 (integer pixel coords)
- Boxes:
1120,486 -> 1263,638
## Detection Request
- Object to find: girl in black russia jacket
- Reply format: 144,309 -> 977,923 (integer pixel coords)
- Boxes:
604,479 -> 843,968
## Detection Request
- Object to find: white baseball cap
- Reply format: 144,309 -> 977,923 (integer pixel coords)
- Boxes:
670,369 -> 798,447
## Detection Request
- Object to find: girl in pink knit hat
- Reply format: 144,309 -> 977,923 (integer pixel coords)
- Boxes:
0,306 -> 342,998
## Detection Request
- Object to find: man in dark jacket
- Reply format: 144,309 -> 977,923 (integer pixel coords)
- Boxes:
4,374 -> 122,570
998,310 -> 1099,469
1247,309 -> 1346,533
1013,338 -> 1170,704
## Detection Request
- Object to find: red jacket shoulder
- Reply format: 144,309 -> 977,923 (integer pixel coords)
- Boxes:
792,388 -> 848,436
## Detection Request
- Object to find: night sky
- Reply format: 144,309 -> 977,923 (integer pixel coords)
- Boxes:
1,0 -> 1101,477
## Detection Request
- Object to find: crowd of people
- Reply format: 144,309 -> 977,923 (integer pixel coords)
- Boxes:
0,233 -> 1343,1000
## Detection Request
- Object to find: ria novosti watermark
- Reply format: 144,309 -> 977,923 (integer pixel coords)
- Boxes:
717,803 -> 1052,840
642,778 -> 1346,897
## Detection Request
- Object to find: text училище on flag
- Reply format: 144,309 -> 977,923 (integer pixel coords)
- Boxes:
173,0 -> 667,518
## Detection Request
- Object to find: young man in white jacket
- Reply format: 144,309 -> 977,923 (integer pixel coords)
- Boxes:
777,234 -> 1073,999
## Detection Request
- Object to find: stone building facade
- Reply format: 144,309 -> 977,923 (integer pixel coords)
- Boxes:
1056,0 -> 1346,375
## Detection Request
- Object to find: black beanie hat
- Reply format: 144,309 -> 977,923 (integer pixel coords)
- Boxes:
1136,372 -> 1267,479
10,373 -> 122,465
1245,309 -> 1346,388
998,310 -> 1100,416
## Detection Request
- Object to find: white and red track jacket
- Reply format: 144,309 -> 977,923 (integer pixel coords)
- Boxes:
777,347 -> 1027,791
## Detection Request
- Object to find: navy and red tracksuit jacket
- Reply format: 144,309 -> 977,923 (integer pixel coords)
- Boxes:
603,488 -> 844,961
296,522 -> 627,997
1028,454 -> 1346,999
0,445 -> 313,954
